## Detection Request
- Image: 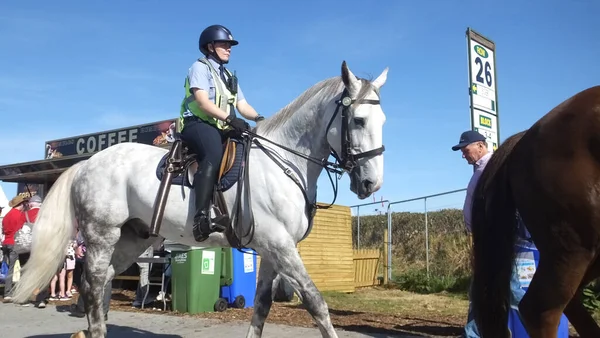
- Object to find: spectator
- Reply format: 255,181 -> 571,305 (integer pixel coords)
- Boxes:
1,194 -> 28,303
65,239 -> 76,298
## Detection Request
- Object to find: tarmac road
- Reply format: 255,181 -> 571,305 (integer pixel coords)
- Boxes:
0,302 -> 417,338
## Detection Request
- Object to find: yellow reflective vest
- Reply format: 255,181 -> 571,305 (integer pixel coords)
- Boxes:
179,57 -> 237,130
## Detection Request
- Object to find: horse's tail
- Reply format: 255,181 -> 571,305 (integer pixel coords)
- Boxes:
11,161 -> 84,304
470,130 -> 526,337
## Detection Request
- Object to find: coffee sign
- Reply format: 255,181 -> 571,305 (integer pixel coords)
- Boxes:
44,118 -> 178,159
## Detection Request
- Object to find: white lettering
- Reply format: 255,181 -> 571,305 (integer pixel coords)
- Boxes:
76,138 -> 85,154
98,134 -> 106,151
118,130 -> 127,143
87,137 -> 96,153
63,126 -> 151,156
129,129 -> 138,143
107,132 -> 116,147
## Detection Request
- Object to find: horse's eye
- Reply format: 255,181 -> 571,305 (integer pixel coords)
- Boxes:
353,117 -> 365,127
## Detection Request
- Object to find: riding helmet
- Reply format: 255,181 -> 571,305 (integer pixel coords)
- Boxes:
199,25 -> 239,55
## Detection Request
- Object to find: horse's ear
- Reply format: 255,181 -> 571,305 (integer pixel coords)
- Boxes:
372,67 -> 389,90
341,60 -> 360,95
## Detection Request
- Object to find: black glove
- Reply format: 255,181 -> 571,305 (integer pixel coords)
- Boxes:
226,116 -> 250,132
254,115 -> 265,122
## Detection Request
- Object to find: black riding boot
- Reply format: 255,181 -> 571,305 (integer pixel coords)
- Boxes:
192,162 -> 227,242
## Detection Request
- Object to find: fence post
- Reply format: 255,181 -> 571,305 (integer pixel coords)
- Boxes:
386,203 -> 392,282
357,206 -> 361,249
424,197 -> 429,278
383,229 -> 389,285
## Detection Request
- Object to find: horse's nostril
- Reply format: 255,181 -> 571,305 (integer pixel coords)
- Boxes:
363,180 -> 373,191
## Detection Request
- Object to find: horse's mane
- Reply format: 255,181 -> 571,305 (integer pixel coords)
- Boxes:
257,76 -> 374,135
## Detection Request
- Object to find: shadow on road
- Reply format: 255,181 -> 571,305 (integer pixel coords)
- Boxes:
24,324 -> 183,338
334,317 -> 463,338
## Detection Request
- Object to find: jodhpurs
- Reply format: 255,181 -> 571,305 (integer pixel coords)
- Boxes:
180,117 -> 225,172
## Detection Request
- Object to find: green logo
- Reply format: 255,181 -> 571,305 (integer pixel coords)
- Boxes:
479,115 -> 492,128
202,258 -> 209,270
474,45 -> 488,58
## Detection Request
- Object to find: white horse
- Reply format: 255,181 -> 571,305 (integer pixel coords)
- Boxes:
11,61 -> 388,338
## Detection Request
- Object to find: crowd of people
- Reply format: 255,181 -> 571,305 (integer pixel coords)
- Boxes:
1,193 -> 171,317
1,193 -> 84,308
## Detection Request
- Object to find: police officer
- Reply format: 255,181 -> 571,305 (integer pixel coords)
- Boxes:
180,24 -> 263,242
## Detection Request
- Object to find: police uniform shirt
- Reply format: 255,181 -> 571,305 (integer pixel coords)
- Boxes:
182,57 -> 245,118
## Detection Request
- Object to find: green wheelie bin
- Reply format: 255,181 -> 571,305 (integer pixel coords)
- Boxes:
171,247 -> 226,313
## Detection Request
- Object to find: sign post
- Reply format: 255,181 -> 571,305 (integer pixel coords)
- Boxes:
466,28 -> 500,152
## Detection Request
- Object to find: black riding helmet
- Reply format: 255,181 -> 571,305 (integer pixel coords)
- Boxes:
199,25 -> 238,63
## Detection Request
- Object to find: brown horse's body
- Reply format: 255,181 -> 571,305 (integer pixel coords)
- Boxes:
470,85 -> 600,337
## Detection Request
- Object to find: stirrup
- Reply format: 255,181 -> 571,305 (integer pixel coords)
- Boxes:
210,214 -> 229,232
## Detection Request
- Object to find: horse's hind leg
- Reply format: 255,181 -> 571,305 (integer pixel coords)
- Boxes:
78,226 -> 121,338
519,248 -> 594,337
267,245 -> 338,338
246,257 -> 278,338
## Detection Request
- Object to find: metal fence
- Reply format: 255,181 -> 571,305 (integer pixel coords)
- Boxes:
350,188 -> 467,281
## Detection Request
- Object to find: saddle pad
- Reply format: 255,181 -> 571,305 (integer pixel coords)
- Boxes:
218,139 -> 244,192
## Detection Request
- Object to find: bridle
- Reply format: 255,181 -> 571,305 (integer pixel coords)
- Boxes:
326,88 -> 386,173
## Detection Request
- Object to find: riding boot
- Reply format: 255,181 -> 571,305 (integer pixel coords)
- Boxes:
192,161 -> 227,242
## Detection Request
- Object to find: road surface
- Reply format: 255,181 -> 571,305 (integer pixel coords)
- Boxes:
0,302 -> 417,337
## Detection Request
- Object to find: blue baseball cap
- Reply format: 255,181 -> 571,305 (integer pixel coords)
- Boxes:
451,130 -> 486,151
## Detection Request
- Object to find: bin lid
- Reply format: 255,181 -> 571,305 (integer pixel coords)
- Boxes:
163,239 -> 209,252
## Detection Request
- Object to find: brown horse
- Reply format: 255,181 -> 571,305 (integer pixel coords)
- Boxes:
470,85 -> 600,338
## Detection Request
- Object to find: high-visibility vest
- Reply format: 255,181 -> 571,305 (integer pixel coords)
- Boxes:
179,57 -> 237,130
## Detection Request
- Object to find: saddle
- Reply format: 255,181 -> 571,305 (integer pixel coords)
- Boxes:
150,130 -> 248,246
154,132 -> 243,191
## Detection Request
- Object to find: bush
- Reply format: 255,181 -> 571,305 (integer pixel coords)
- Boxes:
582,281 -> 600,313
393,268 -> 470,295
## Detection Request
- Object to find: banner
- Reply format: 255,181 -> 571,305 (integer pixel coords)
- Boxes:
44,118 -> 178,159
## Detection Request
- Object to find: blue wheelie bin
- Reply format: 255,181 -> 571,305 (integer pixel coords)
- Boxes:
220,248 -> 257,309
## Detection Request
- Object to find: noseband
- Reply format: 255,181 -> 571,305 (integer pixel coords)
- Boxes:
326,88 -> 386,172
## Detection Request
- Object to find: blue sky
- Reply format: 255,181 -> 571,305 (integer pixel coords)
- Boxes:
1,1 -> 599,216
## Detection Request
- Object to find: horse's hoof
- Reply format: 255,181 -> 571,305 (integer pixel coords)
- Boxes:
70,330 -> 89,338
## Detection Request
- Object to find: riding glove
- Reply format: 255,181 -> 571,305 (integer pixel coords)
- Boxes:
226,116 -> 250,132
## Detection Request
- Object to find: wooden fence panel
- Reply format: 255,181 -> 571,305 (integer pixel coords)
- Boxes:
298,204 -> 355,293
255,204 -> 356,293
353,249 -> 381,288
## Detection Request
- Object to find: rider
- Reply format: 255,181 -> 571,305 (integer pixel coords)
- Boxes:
179,24 -> 264,242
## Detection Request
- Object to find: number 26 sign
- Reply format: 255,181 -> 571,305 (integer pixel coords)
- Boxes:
469,41 -> 496,92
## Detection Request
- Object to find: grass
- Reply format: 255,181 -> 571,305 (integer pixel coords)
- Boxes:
321,286 -> 469,319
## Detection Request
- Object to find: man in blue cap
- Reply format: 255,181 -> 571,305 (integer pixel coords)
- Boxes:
452,130 -> 491,338
452,130 -> 491,233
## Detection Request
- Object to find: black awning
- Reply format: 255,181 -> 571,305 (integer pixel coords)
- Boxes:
0,154 -> 92,183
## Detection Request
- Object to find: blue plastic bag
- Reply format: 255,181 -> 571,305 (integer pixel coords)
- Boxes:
0,261 -> 8,281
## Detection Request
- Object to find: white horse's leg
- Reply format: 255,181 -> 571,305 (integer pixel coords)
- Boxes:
246,258 -> 278,338
80,226 -> 120,338
269,245 -> 338,338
